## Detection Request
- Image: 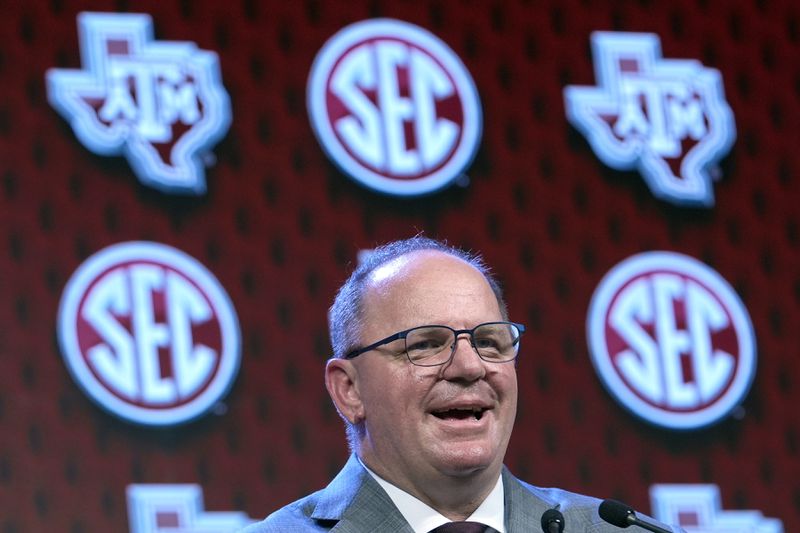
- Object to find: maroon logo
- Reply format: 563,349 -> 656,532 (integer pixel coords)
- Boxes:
587,252 -> 755,429
46,12 -> 231,194
308,19 -> 482,196
58,242 -> 240,425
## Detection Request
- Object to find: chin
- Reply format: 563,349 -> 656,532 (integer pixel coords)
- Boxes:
433,444 -> 499,477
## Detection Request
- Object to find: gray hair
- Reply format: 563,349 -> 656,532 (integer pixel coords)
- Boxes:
327,236 -> 508,450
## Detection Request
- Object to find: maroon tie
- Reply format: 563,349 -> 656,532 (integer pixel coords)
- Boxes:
428,522 -> 488,533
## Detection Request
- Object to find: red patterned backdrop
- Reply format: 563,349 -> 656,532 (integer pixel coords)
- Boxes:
1,0 -> 798,531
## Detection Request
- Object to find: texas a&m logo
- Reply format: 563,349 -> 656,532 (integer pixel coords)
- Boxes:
587,252 -> 755,430
46,12 -> 231,194
651,484 -> 783,532
58,242 -> 240,426
127,484 -> 254,532
564,32 -> 736,207
307,19 -> 482,196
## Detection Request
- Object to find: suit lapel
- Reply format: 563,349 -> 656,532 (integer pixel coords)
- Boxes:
312,454 -> 414,533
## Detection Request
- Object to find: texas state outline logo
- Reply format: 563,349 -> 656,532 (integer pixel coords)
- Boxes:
46,12 -> 232,195
564,32 -> 736,207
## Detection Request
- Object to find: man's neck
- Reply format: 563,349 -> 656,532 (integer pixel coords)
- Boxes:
358,453 -> 501,520
363,460 -> 506,533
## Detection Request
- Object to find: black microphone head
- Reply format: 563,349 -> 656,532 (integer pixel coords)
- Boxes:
599,499 -> 635,528
540,508 -> 565,533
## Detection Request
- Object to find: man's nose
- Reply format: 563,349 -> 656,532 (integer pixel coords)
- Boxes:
443,334 -> 486,380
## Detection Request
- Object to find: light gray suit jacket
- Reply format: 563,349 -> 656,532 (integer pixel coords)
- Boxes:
241,454 -> 682,532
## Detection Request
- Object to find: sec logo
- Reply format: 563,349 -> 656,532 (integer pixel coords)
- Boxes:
587,252 -> 756,430
58,242 -> 241,426
307,18 -> 482,196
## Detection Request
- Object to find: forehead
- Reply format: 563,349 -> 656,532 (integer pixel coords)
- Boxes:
361,250 -> 501,328
367,249 -> 482,290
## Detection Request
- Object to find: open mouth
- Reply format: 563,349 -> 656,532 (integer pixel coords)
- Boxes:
431,407 -> 486,421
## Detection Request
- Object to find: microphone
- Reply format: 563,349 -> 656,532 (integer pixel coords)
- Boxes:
598,499 -> 672,533
540,508 -> 565,533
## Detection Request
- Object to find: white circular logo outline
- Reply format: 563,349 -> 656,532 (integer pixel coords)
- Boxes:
587,251 -> 756,430
58,241 -> 241,426
307,18 -> 482,196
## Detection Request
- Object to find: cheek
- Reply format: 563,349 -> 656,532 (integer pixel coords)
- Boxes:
388,369 -> 439,421
365,365 -> 425,413
492,366 -> 518,393
494,371 -> 519,421
508,373 -> 519,399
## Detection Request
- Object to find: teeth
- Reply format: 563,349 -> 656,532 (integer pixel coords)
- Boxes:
431,407 -> 485,420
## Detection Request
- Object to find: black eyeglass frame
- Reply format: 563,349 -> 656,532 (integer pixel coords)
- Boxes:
343,321 -> 526,366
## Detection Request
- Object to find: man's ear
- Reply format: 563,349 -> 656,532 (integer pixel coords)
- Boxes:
325,358 -> 365,424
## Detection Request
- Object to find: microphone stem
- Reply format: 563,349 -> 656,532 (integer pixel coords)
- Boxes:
630,515 -> 672,533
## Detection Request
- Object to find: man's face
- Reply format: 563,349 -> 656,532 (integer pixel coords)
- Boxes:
348,251 -> 518,488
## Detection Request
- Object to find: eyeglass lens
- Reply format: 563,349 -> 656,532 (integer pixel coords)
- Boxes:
405,323 -> 521,365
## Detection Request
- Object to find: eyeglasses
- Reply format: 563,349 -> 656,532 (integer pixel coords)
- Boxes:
344,321 -> 526,366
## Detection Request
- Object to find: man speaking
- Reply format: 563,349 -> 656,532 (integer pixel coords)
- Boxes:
242,237 -> 681,532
